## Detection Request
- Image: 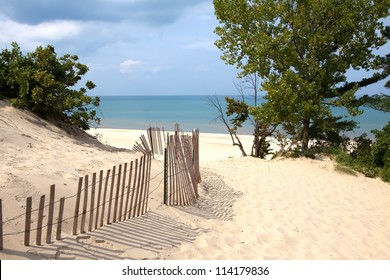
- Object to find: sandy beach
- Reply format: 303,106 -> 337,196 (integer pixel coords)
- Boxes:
1,100 -> 390,260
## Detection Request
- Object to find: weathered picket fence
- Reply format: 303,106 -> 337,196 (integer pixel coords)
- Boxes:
0,125 -> 201,250
72,152 -> 152,236
133,126 -> 201,206
164,129 -> 201,206
0,152 -> 152,249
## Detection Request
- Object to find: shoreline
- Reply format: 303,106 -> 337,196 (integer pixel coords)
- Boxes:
87,127 -> 259,162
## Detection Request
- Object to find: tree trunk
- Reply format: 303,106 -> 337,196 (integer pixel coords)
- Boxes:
233,133 -> 248,157
301,118 -> 310,152
252,120 -> 260,157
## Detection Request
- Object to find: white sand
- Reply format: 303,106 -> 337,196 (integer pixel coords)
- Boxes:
1,100 -> 390,260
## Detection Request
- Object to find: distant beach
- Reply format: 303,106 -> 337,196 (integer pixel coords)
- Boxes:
96,95 -> 389,137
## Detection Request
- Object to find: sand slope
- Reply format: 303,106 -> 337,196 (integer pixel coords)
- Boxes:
1,100 -> 390,260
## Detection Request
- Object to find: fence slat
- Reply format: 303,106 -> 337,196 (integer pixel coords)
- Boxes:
128,159 -> 138,219
164,148 -> 168,205
147,127 -> 154,157
81,175 -> 89,233
36,195 -> 45,245
46,184 -> 55,244
113,164 -> 122,223
100,169 -> 111,227
133,156 -> 144,218
137,154 -> 147,216
56,197 -> 65,240
119,163 -> 127,221
24,197 -> 32,246
124,161 -> 133,221
95,170 -> 104,230
142,153 -> 152,214
88,173 -> 96,232
169,136 -> 175,205
0,199 -> 3,250
107,166 -> 116,224
73,177 -> 83,235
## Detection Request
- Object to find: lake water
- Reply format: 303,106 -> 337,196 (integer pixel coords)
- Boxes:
95,95 -> 389,137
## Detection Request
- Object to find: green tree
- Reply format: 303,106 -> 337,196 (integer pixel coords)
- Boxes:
214,0 -> 389,152
0,42 -> 99,129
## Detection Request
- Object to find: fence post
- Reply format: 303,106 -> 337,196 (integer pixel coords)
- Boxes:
24,197 -> 32,246
46,184 -> 55,244
164,148 -> 168,205
36,195 -> 45,245
73,177 -> 83,235
56,197 -> 65,240
0,199 -> 3,250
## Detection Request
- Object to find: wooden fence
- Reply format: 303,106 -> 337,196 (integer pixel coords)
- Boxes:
22,184 -> 66,246
164,129 -> 201,206
72,152 -> 152,236
0,152 -> 152,249
0,125 -> 200,250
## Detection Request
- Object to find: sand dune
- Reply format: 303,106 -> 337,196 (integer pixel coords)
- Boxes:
1,100 -> 390,260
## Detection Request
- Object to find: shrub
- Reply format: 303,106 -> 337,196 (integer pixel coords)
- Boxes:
0,42 -> 99,129
336,151 -> 354,166
371,122 -> 390,168
381,166 -> 390,182
355,164 -> 378,178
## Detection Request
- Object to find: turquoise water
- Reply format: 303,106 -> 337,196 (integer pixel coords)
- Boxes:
95,95 -> 389,137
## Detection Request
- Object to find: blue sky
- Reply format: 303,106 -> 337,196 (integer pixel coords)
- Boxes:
0,0 -> 388,97
0,0 -> 239,96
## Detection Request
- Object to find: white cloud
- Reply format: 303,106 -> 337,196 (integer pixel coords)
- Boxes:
0,19 -> 82,49
119,59 -> 143,73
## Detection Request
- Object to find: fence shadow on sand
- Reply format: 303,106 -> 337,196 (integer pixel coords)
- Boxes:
173,171 -> 243,222
15,212 -> 204,260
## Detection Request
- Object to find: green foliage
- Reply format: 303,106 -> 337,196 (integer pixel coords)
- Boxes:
381,166 -> 390,182
214,0 -> 390,152
371,122 -> 390,168
335,151 -> 354,166
335,163 -> 357,176
309,116 -> 356,152
350,133 -> 373,161
323,123 -> 390,182
225,97 -> 249,128
0,42 -> 99,129
361,93 -> 390,113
